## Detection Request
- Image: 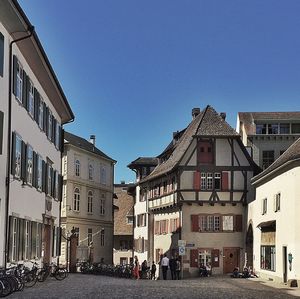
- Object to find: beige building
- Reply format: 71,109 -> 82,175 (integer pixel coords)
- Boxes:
113,183 -> 134,265
136,106 -> 259,277
248,138 -> 300,284
61,132 -> 116,265
237,112 -> 300,169
0,0 -> 74,267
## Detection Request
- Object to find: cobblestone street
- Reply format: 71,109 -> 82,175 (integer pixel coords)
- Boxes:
9,274 -> 300,299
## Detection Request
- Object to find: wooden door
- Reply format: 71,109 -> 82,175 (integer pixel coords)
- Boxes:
223,248 -> 239,273
43,224 -> 51,264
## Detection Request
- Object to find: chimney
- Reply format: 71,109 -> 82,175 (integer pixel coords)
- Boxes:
192,108 -> 200,119
220,113 -> 226,120
89,135 -> 96,146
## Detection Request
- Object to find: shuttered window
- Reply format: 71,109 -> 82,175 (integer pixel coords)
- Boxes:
222,171 -> 229,191
12,133 -> 22,178
28,79 -> 35,118
193,171 -> 200,190
197,140 -> 213,164
26,145 -> 33,185
190,249 -> 199,267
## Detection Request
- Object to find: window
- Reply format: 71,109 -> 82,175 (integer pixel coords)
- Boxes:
0,32 -> 3,77
100,229 -> 105,246
73,187 -> 80,211
63,157 -> 67,175
38,99 -> 44,130
88,228 -> 93,245
36,223 -> 41,258
222,216 -> 234,231
88,163 -> 94,180
127,216 -> 133,224
267,124 -> 278,134
137,214 -> 147,227
291,123 -> 300,134
199,215 -> 220,232
201,173 -> 206,190
261,246 -> 275,271
171,177 -> 175,190
37,155 -> 43,191
280,123 -> 290,134
48,110 -> 52,140
55,123 -> 60,150
14,134 -> 22,178
199,249 -> 212,268
47,165 -> 52,196
262,198 -> 267,215
206,173 -> 213,190
16,60 -> 23,103
214,173 -> 221,190
88,190 -> 93,213
160,219 -> 168,234
197,140 -> 213,164
28,80 -> 34,118
274,193 -> 280,212
100,194 -> 105,215
163,181 -> 168,193
262,151 -> 274,170
100,165 -> 106,184
26,145 -> 33,185
75,159 -> 80,177
256,124 -> 267,134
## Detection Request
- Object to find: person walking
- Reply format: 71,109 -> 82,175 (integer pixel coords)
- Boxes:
169,256 -> 176,280
175,258 -> 181,280
151,261 -> 157,280
161,254 -> 169,280
133,256 -> 140,280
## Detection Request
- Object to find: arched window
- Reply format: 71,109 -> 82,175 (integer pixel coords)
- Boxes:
88,163 -> 94,180
88,190 -> 93,213
75,159 -> 80,177
73,187 -> 80,211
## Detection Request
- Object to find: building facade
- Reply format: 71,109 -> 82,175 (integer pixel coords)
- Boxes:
248,138 -> 300,284
61,132 -> 115,265
0,0 -> 74,267
237,112 -> 300,170
128,158 -> 158,263
136,106 -> 258,277
113,182 -> 134,265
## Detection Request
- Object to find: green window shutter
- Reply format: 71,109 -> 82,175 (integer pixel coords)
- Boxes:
12,55 -> 18,95
32,151 -> 37,188
34,88 -> 39,122
22,71 -> 28,110
42,160 -> 46,192
43,103 -> 47,133
31,222 -> 37,259
18,218 -> 24,261
11,132 -> 16,176
56,227 -> 61,256
0,110 -> 3,155
8,216 -> 14,262
58,174 -> 63,202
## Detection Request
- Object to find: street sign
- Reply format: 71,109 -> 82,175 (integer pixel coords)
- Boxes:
179,246 -> 185,256
185,243 -> 195,248
178,240 -> 186,247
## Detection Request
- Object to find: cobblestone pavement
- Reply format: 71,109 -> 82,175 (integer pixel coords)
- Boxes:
9,274 -> 300,299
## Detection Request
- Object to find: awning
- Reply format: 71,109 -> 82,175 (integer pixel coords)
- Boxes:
257,220 -> 276,229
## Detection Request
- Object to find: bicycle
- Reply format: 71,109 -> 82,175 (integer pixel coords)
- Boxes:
37,263 -> 67,282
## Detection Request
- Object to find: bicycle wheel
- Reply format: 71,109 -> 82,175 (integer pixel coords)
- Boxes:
37,270 -> 49,282
54,269 -> 67,281
0,278 -> 12,297
24,273 -> 37,288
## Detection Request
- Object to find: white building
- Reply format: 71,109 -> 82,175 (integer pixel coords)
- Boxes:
128,158 -> 158,263
248,138 -> 300,284
0,0 -> 74,267
61,132 -> 116,265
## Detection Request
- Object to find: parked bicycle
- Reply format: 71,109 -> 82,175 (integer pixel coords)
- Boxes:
37,262 -> 67,282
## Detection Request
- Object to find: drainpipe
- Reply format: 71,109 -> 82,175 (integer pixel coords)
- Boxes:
4,26 -> 35,268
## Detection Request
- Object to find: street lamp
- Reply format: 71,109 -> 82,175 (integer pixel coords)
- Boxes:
61,226 -> 77,272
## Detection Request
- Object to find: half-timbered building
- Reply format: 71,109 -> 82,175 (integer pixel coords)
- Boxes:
139,106 -> 259,277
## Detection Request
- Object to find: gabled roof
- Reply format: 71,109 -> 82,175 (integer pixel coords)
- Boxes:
252,137 -> 300,184
140,105 -> 239,183
64,131 -> 116,162
238,112 -> 300,136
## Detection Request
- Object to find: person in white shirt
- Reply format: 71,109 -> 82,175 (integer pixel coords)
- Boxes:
161,254 -> 169,280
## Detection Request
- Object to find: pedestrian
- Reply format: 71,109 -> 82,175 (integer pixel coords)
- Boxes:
169,256 -> 176,280
151,261 -> 157,280
161,254 -> 169,280
141,260 -> 148,279
175,258 -> 181,280
133,256 -> 140,280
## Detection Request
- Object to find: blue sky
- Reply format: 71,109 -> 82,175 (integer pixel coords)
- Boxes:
19,0 -> 300,183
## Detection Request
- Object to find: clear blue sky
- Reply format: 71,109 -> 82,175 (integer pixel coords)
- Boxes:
19,0 -> 300,183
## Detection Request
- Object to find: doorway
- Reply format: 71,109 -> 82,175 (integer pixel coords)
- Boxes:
223,248 -> 240,273
43,224 -> 51,264
283,246 -> 287,283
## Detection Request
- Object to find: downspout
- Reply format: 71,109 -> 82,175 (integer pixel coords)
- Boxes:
4,26 -> 34,268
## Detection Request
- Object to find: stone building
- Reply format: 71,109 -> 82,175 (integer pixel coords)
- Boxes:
113,182 -> 134,265
0,0 -> 74,267
61,132 -> 116,265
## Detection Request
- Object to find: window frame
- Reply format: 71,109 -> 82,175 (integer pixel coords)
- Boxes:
16,60 -> 23,103
73,187 -> 80,212
75,159 -> 80,177
261,245 -> 276,271
26,144 -> 33,186
28,79 -> 35,118
87,190 -> 93,214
